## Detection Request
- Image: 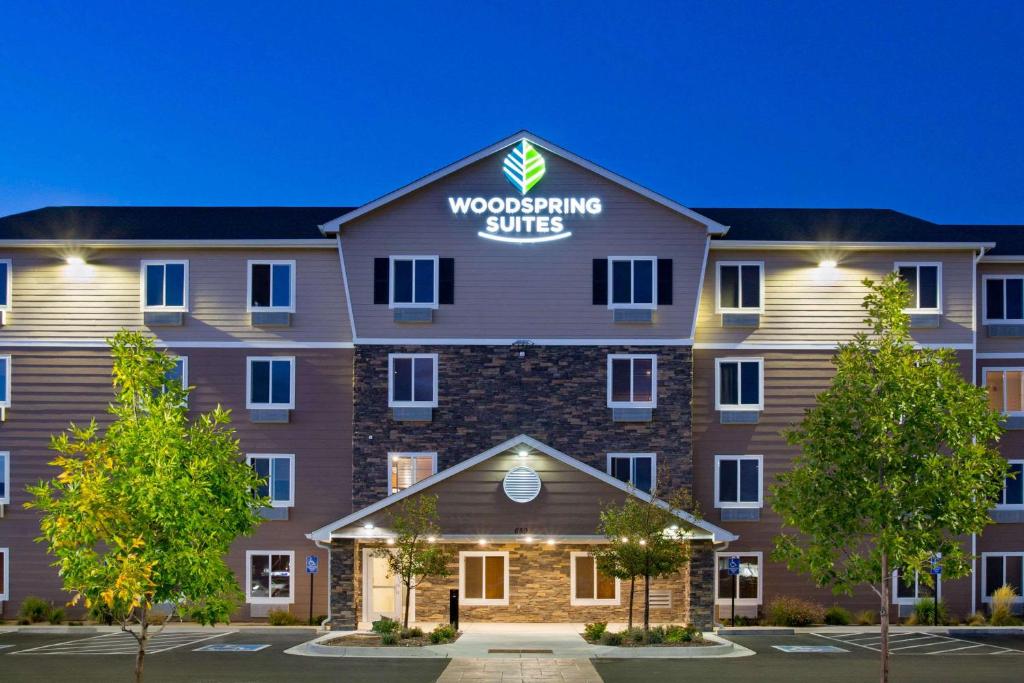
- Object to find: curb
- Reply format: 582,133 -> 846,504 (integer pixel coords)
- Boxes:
592,634 -> 754,659
0,625 -> 319,635
718,627 -> 794,636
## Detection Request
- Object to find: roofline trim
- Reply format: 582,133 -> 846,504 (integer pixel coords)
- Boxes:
306,433 -> 737,543
318,130 -> 729,236
0,239 -> 335,249
710,240 -> 997,251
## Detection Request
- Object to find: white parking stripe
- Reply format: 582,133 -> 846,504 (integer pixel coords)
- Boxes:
924,644 -> 983,654
10,630 -> 234,655
814,632 -> 1024,656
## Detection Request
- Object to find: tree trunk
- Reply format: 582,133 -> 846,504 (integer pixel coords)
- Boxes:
627,576 -> 635,630
643,573 -> 651,634
880,552 -> 890,683
134,613 -> 148,683
403,580 -> 412,630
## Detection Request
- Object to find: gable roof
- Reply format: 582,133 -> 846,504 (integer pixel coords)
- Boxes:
307,434 -> 737,543
317,130 -> 730,236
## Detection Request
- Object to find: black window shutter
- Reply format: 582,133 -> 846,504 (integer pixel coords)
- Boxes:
593,259 -> 608,305
373,258 -> 389,304
657,259 -> 673,305
439,258 -> 455,305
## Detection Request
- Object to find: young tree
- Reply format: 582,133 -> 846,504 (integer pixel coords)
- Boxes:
592,487 -> 695,634
772,274 -> 1007,683
27,331 -> 265,683
372,494 -> 452,629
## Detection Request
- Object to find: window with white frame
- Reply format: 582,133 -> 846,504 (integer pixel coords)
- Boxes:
247,454 -> 295,508
715,552 -> 762,604
608,257 -> 656,308
141,260 -> 188,311
0,451 -> 8,505
459,551 -> 509,606
607,354 -> 656,408
715,358 -> 763,411
570,552 -> 619,606
607,453 -> 655,493
892,568 -> 938,604
248,260 -> 295,312
247,357 -> 295,409
0,547 -> 8,602
983,368 -> 1024,416
388,452 -> 436,494
246,550 -> 294,603
0,355 -> 10,408
716,262 -> 763,313
997,461 -> 1024,509
388,354 -> 438,407
984,275 -> 1024,323
715,455 -> 762,508
895,262 -> 941,313
0,259 -> 11,312
390,256 -> 438,308
982,553 -> 1024,603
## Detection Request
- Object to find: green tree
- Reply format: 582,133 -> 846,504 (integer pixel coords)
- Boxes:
772,274 -> 1007,683
27,331 -> 265,683
372,494 -> 452,629
592,486 -> 695,634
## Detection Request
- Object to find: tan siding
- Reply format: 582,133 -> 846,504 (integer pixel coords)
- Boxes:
341,150 -> 707,339
696,250 -> 975,345
977,262 -> 1024,354
0,248 -> 350,342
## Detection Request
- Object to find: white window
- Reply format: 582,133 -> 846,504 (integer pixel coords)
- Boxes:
570,552 -> 620,606
140,260 -> 188,312
984,275 -> 1024,324
388,354 -> 438,408
166,356 -> 188,390
459,551 -> 509,606
248,260 -> 295,312
715,455 -> 763,508
715,552 -> 762,605
608,257 -> 656,309
390,256 -> 439,308
0,547 -> 7,602
715,358 -> 763,411
607,354 -> 657,408
247,454 -> 295,508
895,262 -> 942,313
388,452 -> 437,494
0,451 -> 8,505
0,355 -> 10,408
716,261 -> 763,313
0,259 -> 11,312
983,368 -> 1024,416
607,453 -> 655,493
246,357 -> 295,410
981,553 -> 1024,604
997,461 -> 1024,510
892,568 -> 939,605
246,550 -> 294,604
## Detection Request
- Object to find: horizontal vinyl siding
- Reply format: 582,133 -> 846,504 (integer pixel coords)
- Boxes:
341,150 -> 707,339
696,250 -> 975,345
0,248 -> 350,342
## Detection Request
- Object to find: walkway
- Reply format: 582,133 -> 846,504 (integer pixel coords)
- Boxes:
437,658 -> 602,683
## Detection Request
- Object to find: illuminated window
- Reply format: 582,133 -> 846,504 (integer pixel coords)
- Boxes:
248,261 -> 295,312
715,455 -> 762,508
895,263 -> 941,313
997,461 -> 1024,509
984,368 -> 1024,416
388,354 -> 438,408
388,453 -> 436,494
982,553 -> 1024,603
715,358 -> 763,411
390,256 -> 438,308
247,357 -> 295,410
607,354 -> 657,408
459,551 -> 508,606
247,454 -> 294,508
571,553 -> 619,606
716,262 -> 763,313
246,551 -> 294,603
608,257 -> 656,308
984,276 -> 1024,323
141,260 -> 188,311
607,453 -> 655,493
715,552 -> 762,605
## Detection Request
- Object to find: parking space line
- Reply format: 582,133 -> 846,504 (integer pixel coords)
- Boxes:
10,632 -> 122,654
813,634 -> 880,652
923,643 -> 983,654
9,630 -> 234,655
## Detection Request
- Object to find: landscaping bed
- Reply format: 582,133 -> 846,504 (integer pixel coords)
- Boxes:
324,619 -> 460,647
324,631 -> 461,648
581,622 -> 711,647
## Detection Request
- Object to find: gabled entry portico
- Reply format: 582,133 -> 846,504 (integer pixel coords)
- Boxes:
309,435 -> 736,630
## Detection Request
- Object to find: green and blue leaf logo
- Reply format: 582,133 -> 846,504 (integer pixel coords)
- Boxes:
502,139 -> 546,195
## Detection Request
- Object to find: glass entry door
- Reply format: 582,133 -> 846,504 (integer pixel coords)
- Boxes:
363,549 -> 402,622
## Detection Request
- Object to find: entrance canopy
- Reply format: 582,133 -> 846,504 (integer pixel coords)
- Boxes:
308,435 -> 737,544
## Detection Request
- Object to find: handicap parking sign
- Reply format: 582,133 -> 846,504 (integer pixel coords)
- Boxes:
728,556 -> 741,576
306,555 -> 319,574
930,554 -> 942,575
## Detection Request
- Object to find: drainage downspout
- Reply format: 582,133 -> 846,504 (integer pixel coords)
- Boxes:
314,539 -> 332,630
970,246 -> 987,617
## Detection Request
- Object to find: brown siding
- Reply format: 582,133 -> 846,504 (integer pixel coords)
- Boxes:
0,248 -> 350,342
340,148 -> 708,340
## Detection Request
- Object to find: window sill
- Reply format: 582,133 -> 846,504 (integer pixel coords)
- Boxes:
720,508 -> 761,522
570,599 -> 620,607
392,406 -> 433,421
249,408 -> 291,423
720,312 -> 761,328
990,508 -> 1024,523
612,309 -> 653,323
258,506 -> 290,521
987,323 -> 1024,338
394,308 -> 434,323
1000,415 -> 1024,430
909,313 -> 940,329
143,311 -> 184,326
719,410 -> 760,424
611,407 -> 653,422
250,311 -> 292,326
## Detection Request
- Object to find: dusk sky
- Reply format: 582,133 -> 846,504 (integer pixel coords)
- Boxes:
1,1 -> 1022,224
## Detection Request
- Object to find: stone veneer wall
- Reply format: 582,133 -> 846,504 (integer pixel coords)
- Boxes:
330,539 -> 357,630
352,345 -> 693,508
687,540 -> 715,630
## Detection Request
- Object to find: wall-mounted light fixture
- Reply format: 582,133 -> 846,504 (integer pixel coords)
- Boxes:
65,255 -> 85,265
517,450 -> 528,458
819,259 -> 837,269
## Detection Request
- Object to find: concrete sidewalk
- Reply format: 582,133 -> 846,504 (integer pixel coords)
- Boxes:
437,657 -> 602,683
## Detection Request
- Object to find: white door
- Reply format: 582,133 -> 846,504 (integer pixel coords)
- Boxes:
363,549 -> 403,622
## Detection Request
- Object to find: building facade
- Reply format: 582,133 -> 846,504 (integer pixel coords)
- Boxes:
0,133 -> 1021,627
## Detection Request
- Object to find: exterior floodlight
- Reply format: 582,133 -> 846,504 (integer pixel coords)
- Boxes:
66,256 -> 85,265
819,259 -> 837,269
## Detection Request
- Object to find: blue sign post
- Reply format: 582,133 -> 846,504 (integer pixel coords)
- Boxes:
929,555 -> 942,626
306,555 -> 319,625
728,556 -> 741,625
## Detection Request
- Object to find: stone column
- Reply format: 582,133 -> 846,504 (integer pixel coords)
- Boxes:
688,540 -> 715,630
330,539 -> 356,630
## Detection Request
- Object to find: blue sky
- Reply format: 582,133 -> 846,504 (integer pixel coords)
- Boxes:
1,1 -> 1022,223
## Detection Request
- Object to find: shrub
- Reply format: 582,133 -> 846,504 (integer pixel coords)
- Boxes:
88,603 -> 121,626
990,585 -> 1024,626
401,627 -> 424,639
310,614 -> 328,626
372,616 -> 400,635
267,609 -> 301,626
583,621 -> 608,641
428,623 -> 458,644
48,607 -> 66,625
625,627 -> 646,643
824,605 -> 852,626
381,632 -> 399,645
148,612 -> 168,626
854,610 -> 877,626
599,630 -> 623,646
912,599 -> 949,626
966,611 -> 987,626
18,597 -> 52,624
663,624 -> 701,643
764,596 -> 825,627
645,626 -> 665,644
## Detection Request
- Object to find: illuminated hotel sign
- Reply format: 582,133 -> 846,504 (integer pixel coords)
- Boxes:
447,139 -> 602,244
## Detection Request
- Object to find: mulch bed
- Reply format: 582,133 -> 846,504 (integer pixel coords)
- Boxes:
324,632 -> 461,647
582,635 -> 714,647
